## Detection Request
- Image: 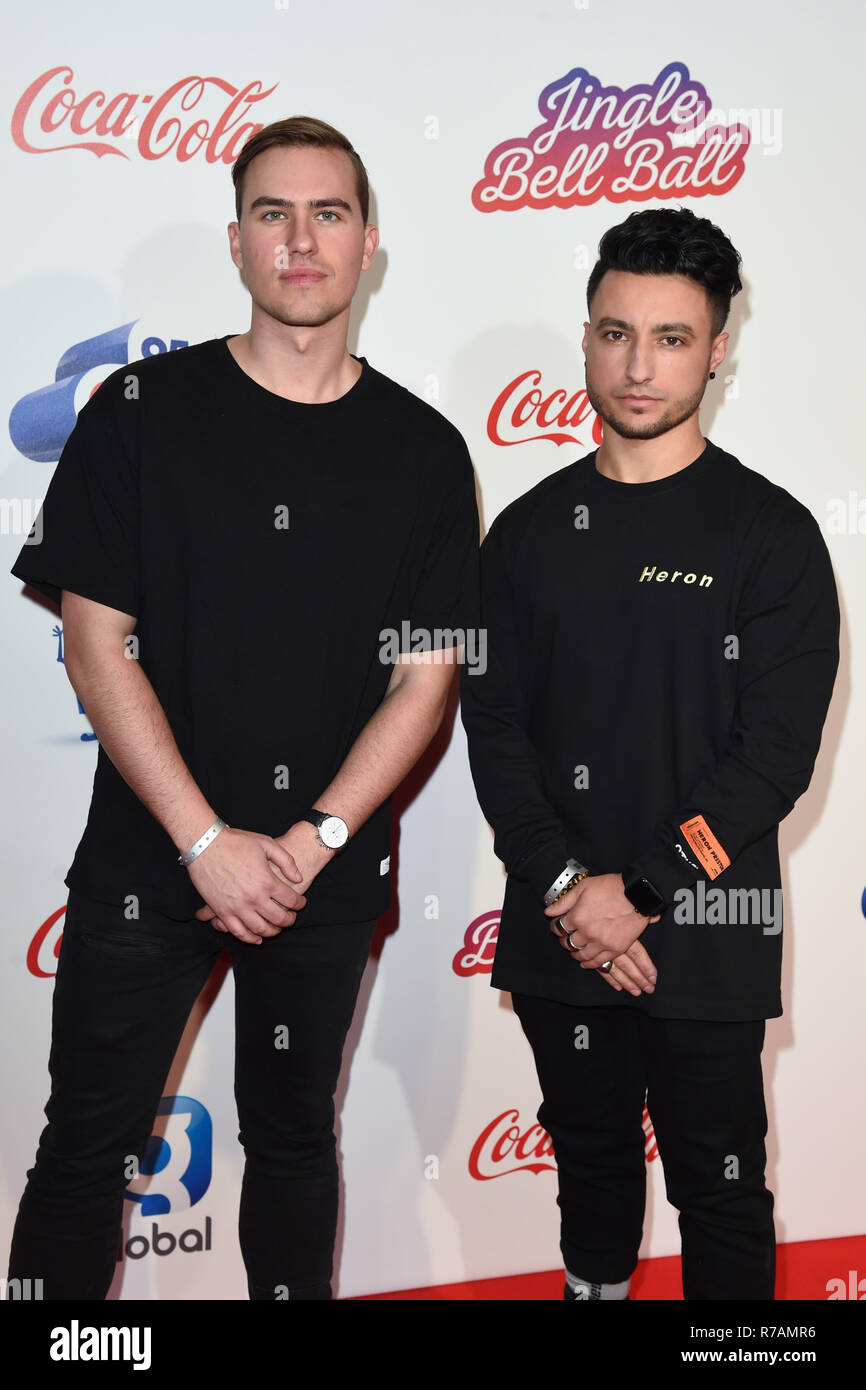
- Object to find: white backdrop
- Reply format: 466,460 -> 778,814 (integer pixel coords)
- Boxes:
2,0 -> 863,1300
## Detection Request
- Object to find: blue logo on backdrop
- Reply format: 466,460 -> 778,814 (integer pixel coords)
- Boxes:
12,325 -> 186,741
53,623 -> 97,741
9,323 -> 187,462
125,1095 -> 213,1215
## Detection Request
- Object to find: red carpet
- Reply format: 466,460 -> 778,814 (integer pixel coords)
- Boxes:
349,1233 -> 866,1300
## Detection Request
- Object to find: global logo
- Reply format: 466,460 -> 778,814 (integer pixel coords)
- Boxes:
9,322 -> 187,464
52,624 -> 98,741
125,1095 -> 212,1215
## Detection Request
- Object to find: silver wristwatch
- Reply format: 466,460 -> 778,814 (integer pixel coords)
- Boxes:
303,810 -> 350,851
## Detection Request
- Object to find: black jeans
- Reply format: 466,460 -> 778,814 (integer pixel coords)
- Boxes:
7,889 -> 376,1300
511,994 -> 775,1300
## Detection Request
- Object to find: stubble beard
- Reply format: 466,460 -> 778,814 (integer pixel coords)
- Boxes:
585,369 -> 708,441
259,295 -> 345,331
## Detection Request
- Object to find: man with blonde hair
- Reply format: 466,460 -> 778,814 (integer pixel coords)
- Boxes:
10,116 -> 479,1300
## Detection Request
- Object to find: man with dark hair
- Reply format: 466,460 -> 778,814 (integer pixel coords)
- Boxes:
9,115 -> 479,1300
460,207 -> 839,1301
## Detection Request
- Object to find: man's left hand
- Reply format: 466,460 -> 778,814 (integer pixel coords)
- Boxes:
197,820 -> 336,933
544,872 -> 660,968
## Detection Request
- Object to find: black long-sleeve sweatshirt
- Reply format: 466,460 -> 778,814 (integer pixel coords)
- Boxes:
459,438 -> 839,1020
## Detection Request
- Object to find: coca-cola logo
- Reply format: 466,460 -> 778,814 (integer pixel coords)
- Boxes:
469,1109 -> 556,1179
470,1103 -> 658,1180
642,1104 -> 658,1162
473,60 -> 749,212
452,911 -> 500,976
26,906 -> 66,978
11,67 -> 276,162
488,370 -> 604,448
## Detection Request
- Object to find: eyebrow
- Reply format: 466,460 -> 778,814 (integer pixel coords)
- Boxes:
248,196 -> 354,213
595,316 -> 697,338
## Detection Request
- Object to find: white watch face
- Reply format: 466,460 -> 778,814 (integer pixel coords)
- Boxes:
318,816 -> 348,849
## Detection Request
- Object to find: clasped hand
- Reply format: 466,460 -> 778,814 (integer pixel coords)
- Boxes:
543,872 -> 660,996
186,821 -> 329,945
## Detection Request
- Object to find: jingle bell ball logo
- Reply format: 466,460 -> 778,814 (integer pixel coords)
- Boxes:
472,61 -> 749,211
452,911 -> 500,976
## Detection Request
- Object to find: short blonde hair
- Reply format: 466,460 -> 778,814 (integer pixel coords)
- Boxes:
231,115 -> 370,223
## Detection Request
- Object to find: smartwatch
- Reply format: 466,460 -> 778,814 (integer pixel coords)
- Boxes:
622,872 -> 666,917
303,810 -> 350,851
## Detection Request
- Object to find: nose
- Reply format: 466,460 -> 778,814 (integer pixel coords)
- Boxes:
284,212 -> 317,257
625,336 -> 654,385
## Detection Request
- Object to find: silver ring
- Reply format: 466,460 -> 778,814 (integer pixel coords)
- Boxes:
599,960 -> 613,973
566,930 -> 584,952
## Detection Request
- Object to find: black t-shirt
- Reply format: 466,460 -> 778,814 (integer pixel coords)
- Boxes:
459,440 -> 839,1021
11,337 -> 480,923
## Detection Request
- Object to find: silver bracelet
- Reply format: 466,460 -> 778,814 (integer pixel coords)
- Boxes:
543,857 -> 589,906
178,817 -> 227,867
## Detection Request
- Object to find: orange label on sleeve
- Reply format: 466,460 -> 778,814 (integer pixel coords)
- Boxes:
679,815 -> 730,880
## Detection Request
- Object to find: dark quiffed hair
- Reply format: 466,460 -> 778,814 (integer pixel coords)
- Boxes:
586,207 -> 743,336
231,115 -> 370,223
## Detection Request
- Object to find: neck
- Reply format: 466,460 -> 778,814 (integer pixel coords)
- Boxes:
595,418 -> 706,483
228,309 -> 360,403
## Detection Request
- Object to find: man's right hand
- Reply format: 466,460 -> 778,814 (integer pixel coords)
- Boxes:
185,827 -> 306,945
597,940 -> 658,996
57,593 -> 306,946
551,911 -> 658,995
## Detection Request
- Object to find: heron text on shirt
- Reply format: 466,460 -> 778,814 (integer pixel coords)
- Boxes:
639,566 -> 713,586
